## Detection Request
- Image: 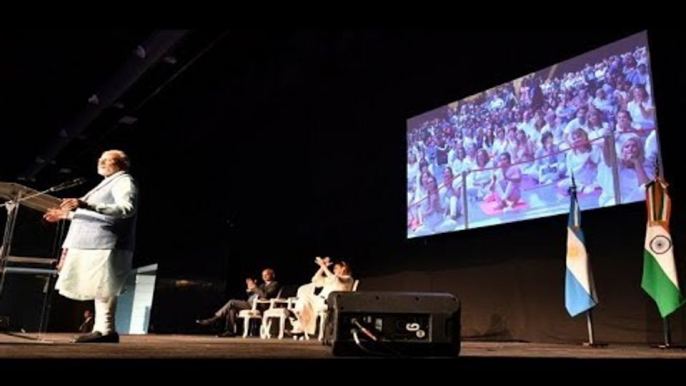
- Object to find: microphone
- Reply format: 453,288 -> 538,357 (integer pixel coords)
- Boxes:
1,177 -> 88,211
48,177 -> 87,193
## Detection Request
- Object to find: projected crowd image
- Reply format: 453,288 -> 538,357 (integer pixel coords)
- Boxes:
407,31 -> 659,238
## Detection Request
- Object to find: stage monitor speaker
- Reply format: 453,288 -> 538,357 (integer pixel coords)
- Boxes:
324,291 -> 460,357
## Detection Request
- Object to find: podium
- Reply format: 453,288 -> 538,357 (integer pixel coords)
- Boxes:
0,182 -> 61,335
0,182 -> 61,279
0,183 -> 62,213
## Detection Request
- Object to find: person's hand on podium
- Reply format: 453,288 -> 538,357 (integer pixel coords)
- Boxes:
60,198 -> 88,211
43,208 -> 70,223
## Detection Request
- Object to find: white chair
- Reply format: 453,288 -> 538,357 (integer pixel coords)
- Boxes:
260,297 -> 295,339
237,288 -> 283,338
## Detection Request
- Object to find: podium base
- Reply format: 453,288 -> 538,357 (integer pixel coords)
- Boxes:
582,342 -> 609,348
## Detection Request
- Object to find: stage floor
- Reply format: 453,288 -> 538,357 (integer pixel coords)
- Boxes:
2,333 -> 686,362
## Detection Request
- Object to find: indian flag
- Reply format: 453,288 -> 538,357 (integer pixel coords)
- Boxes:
641,179 -> 684,318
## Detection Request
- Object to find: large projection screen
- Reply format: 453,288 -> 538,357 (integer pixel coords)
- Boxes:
407,31 -> 660,238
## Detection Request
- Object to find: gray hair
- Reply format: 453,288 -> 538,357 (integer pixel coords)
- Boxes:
105,150 -> 130,170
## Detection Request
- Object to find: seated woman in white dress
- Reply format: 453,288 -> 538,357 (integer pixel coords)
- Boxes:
492,152 -> 522,210
592,88 -> 614,116
440,166 -> 462,220
491,125 -> 509,158
558,128 -> 600,194
597,134 -> 652,207
626,85 -> 655,131
585,108 -> 609,146
466,149 -> 493,201
449,146 -> 467,176
413,174 -> 458,236
534,132 -> 564,184
291,258 -> 354,336
512,129 -> 536,178
643,129 -> 658,172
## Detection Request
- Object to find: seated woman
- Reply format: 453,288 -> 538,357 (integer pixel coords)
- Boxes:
440,166 -> 462,220
290,257 -> 354,336
534,131 -> 564,185
466,149 -> 493,201
412,174 -> 458,236
492,152 -> 522,211
558,128 -> 600,194
597,133 -> 652,207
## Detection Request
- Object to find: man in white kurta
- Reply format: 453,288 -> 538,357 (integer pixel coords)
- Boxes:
44,150 -> 138,343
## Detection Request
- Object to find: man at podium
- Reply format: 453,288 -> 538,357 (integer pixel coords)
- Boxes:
43,149 -> 139,344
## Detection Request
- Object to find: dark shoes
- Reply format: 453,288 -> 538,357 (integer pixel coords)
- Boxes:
285,330 -> 305,338
196,316 -> 220,326
72,331 -> 120,343
217,330 -> 236,338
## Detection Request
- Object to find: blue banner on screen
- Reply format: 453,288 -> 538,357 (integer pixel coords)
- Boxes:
407,31 -> 660,238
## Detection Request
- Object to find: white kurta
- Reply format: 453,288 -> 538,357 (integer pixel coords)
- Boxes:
55,249 -> 133,300
55,170 -> 137,301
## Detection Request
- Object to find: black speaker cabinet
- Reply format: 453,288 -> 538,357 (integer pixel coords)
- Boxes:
325,291 -> 460,357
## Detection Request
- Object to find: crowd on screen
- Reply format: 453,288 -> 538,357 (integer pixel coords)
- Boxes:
408,44 -> 659,237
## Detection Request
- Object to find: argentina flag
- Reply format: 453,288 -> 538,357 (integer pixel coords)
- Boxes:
565,183 -> 598,317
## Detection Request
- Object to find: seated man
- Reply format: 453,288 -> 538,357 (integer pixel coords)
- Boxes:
79,309 -> 95,333
290,257 -> 353,336
197,268 -> 281,337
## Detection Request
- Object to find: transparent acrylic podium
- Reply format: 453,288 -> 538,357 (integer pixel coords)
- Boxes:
0,182 -> 62,340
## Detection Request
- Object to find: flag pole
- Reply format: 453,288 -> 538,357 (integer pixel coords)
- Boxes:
569,173 -> 604,347
661,317 -> 672,348
648,159 -> 679,349
653,159 -> 674,349
571,173 -> 593,346
585,309 -> 596,346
